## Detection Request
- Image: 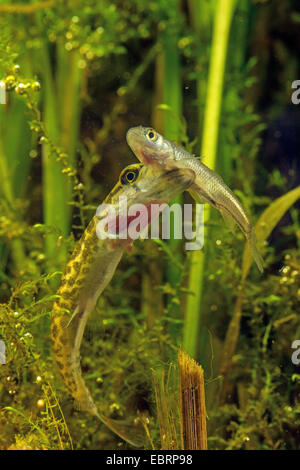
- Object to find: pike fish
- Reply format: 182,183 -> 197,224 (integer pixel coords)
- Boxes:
51,163 -> 195,447
126,126 -> 263,272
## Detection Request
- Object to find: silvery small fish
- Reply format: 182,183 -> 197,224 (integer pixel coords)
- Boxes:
126,126 -> 264,272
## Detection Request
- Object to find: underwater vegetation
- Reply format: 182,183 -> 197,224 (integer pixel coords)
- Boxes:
0,0 -> 299,450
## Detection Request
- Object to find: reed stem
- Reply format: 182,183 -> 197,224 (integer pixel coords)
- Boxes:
0,2 -> 54,14
160,2 -> 183,291
178,347 -> 207,450
152,367 -> 179,450
183,0 -> 236,357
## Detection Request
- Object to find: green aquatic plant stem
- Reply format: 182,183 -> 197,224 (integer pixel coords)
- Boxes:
161,36 -> 182,142
40,39 -> 69,267
38,28 -> 83,270
218,0 -> 250,182
0,54 -> 38,277
4,98 -> 32,198
0,2 -> 55,14
0,122 -> 27,274
183,0 -> 237,357
188,0 -> 214,145
57,46 -> 82,156
158,2 -> 185,345
160,1 -> 183,290
202,0 -> 237,169
146,2 -> 183,335
57,45 -> 83,228
0,139 -> 14,204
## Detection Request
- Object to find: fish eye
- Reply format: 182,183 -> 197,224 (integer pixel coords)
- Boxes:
146,129 -> 158,142
120,167 -> 140,185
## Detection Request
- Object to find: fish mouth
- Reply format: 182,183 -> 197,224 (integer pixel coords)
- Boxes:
104,200 -> 164,240
126,127 -> 167,168
126,126 -> 143,153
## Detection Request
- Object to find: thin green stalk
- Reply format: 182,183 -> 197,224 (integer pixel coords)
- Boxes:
5,103 -> 32,196
141,50 -> 165,328
0,140 -> 27,274
56,45 -> 83,233
0,52 -> 41,278
183,0 -> 237,357
57,47 -> 82,164
218,0 -> 250,182
188,0 -> 215,146
40,40 -> 70,268
146,2 -> 183,336
159,1 -> 183,292
0,138 -> 14,204
0,102 -> 30,274
38,29 -> 83,272
157,1 -> 184,343
0,2 -> 55,14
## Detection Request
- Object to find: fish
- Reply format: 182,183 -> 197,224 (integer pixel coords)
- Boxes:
126,126 -> 264,272
51,162 -> 195,447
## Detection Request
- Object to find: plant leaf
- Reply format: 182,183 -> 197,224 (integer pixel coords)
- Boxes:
241,185 -> 300,279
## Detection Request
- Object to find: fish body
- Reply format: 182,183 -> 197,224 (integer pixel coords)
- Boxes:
51,163 -> 195,446
126,126 -> 263,272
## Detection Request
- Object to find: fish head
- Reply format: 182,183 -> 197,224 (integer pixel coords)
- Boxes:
97,163 -> 194,241
126,126 -> 175,168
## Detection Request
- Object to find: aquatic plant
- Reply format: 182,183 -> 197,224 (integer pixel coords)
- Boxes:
0,0 -> 299,450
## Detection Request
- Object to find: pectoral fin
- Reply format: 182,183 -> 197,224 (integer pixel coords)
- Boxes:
189,186 -> 217,206
97,412 -> 146,448
66,305 -> 80,327
218,207 -> 238,234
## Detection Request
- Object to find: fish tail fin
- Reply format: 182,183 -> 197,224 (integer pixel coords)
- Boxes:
248,229 -> 264,273
74,390 -> 96,414
219,207 -> 264,273
74,380 -> 145,447
66,305 -> 80,327
96,412 -> 146,448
